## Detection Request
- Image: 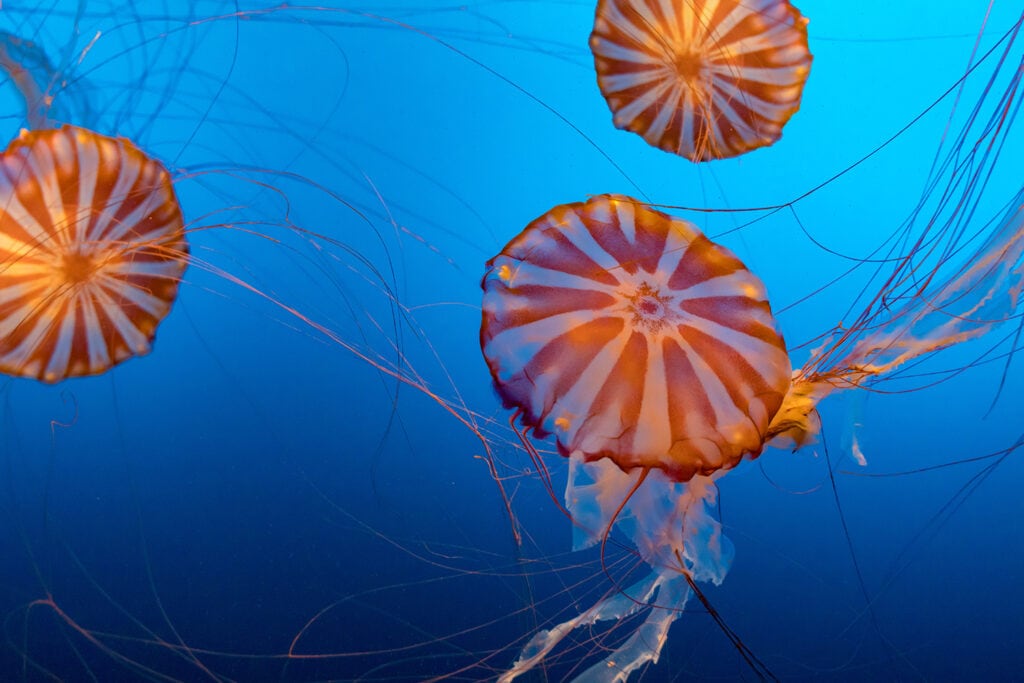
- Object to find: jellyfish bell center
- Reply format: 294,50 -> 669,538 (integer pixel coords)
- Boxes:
60,249 -> 98,284
624,281 -> 676,333
672,50 -> 705,86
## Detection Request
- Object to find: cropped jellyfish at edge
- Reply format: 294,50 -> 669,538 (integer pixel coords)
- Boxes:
481,194 -> 792,680
590,0 -> 813,161
0,126 -> 187,382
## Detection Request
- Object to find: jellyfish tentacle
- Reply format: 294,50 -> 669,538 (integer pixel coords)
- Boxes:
769,189 -> 1024,448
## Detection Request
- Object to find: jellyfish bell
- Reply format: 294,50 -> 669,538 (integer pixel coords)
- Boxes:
590,0 -> 813,161
481,193 -> 792,482
0,125 -> 188,382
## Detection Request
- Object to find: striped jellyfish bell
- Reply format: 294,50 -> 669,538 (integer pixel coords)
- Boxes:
481,195 -> 791,481
590,0 -> 813,161
0,125 -> 188,382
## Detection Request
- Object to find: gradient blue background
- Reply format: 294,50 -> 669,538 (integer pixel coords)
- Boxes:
0,2 -> 1021,681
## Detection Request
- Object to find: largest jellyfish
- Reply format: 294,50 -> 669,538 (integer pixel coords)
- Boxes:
481,194 -> 790,678
481,184 -> 1023,680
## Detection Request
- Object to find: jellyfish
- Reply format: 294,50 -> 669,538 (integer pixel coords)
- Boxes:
0,12 -> 188,382
590,0 -> 813,161
481,194 -> 792,679
480,172 -> 1023,679
0,125 -> 188,382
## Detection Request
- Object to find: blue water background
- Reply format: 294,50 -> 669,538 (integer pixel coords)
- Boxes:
0,2 -> 1021,680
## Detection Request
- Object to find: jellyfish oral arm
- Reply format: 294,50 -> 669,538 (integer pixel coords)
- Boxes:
500,569 -> 693,683
767,190 -> 1024,450
565,457 -> 733,581
500,457 -> 734,681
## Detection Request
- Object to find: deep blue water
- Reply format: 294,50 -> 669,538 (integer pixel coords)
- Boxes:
0,2 -> 1021,681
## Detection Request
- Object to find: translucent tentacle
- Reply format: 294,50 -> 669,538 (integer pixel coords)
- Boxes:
500,456 -> 732,681
769,190 -> 1024,448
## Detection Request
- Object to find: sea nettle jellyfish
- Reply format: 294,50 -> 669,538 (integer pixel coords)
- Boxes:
481,185 -> 1022,679
480,194 -> 791,677
0,125 -> 187,382
590,0 -> 813,160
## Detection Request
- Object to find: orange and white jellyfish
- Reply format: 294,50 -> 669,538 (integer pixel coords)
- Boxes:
480,174 -> 1024,678
590,0 -> 812,161
0,125 -> 187,382
481,194 -> 792,679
